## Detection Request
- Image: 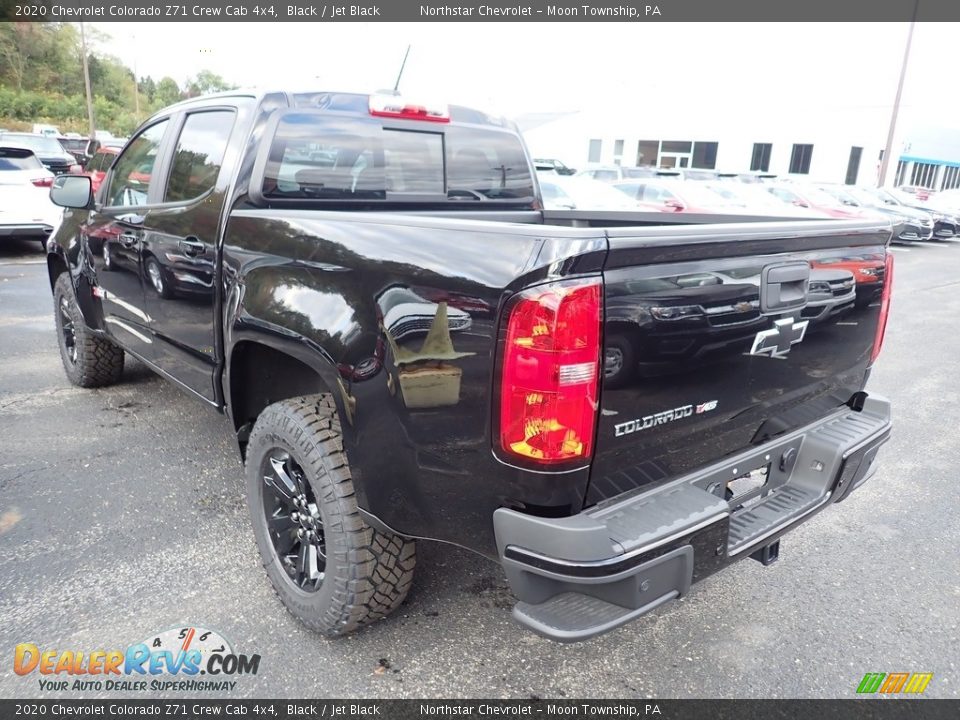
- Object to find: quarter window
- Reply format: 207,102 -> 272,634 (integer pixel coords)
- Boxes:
165,110 -> 235,202
105,121 -> 168,207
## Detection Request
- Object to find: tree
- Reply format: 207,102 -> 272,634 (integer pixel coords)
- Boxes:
139,76 -> 156,104
154,77 -> 182,107
0,22 -> 236,132
185,70 -> 235,97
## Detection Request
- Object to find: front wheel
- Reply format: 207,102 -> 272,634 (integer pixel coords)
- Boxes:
53,273 -> 124,388
245,394 -> 416,636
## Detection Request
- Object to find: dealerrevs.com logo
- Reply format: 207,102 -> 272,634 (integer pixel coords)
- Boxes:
14,626 -> 261,692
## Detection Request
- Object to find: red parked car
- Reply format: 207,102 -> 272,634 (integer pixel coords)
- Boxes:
79,146 -> 119,193
765,184 -> 885,219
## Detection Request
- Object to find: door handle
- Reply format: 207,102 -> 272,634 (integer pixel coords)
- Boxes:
179,237 -> 206,257
119,231 -> 139,249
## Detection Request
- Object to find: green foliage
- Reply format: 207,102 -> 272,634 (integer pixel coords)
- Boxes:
0,21 -> 235,136
186,69 -> 235,97
155,77 -> 182,107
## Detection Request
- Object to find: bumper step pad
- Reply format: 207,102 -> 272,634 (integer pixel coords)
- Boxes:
727,485 -> 823,555
514,590 -> 678,643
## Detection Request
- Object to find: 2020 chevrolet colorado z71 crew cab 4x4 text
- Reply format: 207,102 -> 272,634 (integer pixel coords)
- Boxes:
46,90 -> 892,641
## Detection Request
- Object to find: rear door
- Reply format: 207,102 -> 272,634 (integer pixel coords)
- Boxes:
588,221 -> 890,505
138,107 -> 240,403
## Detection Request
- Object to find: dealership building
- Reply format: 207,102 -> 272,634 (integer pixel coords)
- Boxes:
520,109 -> 960,191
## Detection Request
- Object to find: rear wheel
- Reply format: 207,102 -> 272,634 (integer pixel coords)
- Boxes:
245,394 -> 416,636
53,273 -> 124,388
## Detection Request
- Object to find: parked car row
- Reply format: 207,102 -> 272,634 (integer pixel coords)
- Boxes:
536,161 -> 960,243
0,129 -> 134,249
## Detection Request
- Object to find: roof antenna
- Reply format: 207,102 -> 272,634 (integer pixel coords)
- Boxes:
393,45 -> 411,94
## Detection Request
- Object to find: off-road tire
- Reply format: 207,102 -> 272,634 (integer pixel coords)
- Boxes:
245,394 -> 416,636
53,273 -> 124,388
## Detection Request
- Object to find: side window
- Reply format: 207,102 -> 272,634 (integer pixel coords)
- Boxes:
164,110 -> 235,203
105,121 -> 168,207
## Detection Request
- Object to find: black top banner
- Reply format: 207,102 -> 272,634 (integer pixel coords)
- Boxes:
1,0 -> 958,22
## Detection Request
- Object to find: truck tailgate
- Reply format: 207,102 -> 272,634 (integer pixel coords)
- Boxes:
588,220 -> 892,505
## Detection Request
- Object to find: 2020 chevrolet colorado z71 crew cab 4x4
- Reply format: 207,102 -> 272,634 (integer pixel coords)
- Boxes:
46,90 -> 893,642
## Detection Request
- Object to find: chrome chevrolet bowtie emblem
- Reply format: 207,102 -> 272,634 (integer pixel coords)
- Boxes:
750,318 -> 809,358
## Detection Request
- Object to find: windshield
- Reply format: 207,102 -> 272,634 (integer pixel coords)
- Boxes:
661,182 -> 729,207
788,185 -> 849,207
818,186 -> 861,206
622,167 -> 655,179
885,188 -> 922,206
0,147 -> 42,171
0,133 -> 66,155
704,183 -> 782,207
542,176 -> 639,208
842,187 -> 886,206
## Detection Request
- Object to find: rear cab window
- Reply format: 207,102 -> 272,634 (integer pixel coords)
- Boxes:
256,107 -> 535,207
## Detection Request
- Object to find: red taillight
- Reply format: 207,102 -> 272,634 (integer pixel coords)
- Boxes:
31,177 -> 53,187
870,252 -> 894,363
499,278 -> 602,465
369,94 -> 450,123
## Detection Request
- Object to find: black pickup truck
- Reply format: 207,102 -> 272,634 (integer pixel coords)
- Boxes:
46,90 -> 893,642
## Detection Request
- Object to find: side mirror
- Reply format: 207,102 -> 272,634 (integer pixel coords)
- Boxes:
664,198 -> 685,212
792,199 -> 810,208
50,174 -> 93,210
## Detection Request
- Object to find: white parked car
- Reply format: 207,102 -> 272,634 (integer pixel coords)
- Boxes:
0,145 -> 64,248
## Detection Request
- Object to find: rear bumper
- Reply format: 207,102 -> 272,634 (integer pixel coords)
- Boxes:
494,394 -> 891,642
0,224 -> 54,239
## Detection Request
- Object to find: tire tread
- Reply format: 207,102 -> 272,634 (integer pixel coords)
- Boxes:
53,273 -> 124,388
246,394 -> 416,636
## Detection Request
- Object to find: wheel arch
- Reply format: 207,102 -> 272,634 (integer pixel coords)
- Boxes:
226,339 -> 341,458
46,250 -> 69,290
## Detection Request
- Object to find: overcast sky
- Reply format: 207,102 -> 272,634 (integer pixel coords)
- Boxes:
90,22 -> 960,127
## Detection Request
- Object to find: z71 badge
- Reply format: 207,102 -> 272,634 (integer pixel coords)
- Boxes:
615,400 -> 718,437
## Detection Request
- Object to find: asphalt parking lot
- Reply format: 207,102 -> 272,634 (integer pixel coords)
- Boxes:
0,235 -> 958,700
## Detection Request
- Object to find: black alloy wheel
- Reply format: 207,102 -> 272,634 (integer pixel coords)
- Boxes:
261,450 -> 327,592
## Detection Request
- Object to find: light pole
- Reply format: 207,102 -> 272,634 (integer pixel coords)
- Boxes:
132,33 -> 140,122
878,2 -> 919,187
79,22 -> 96,138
